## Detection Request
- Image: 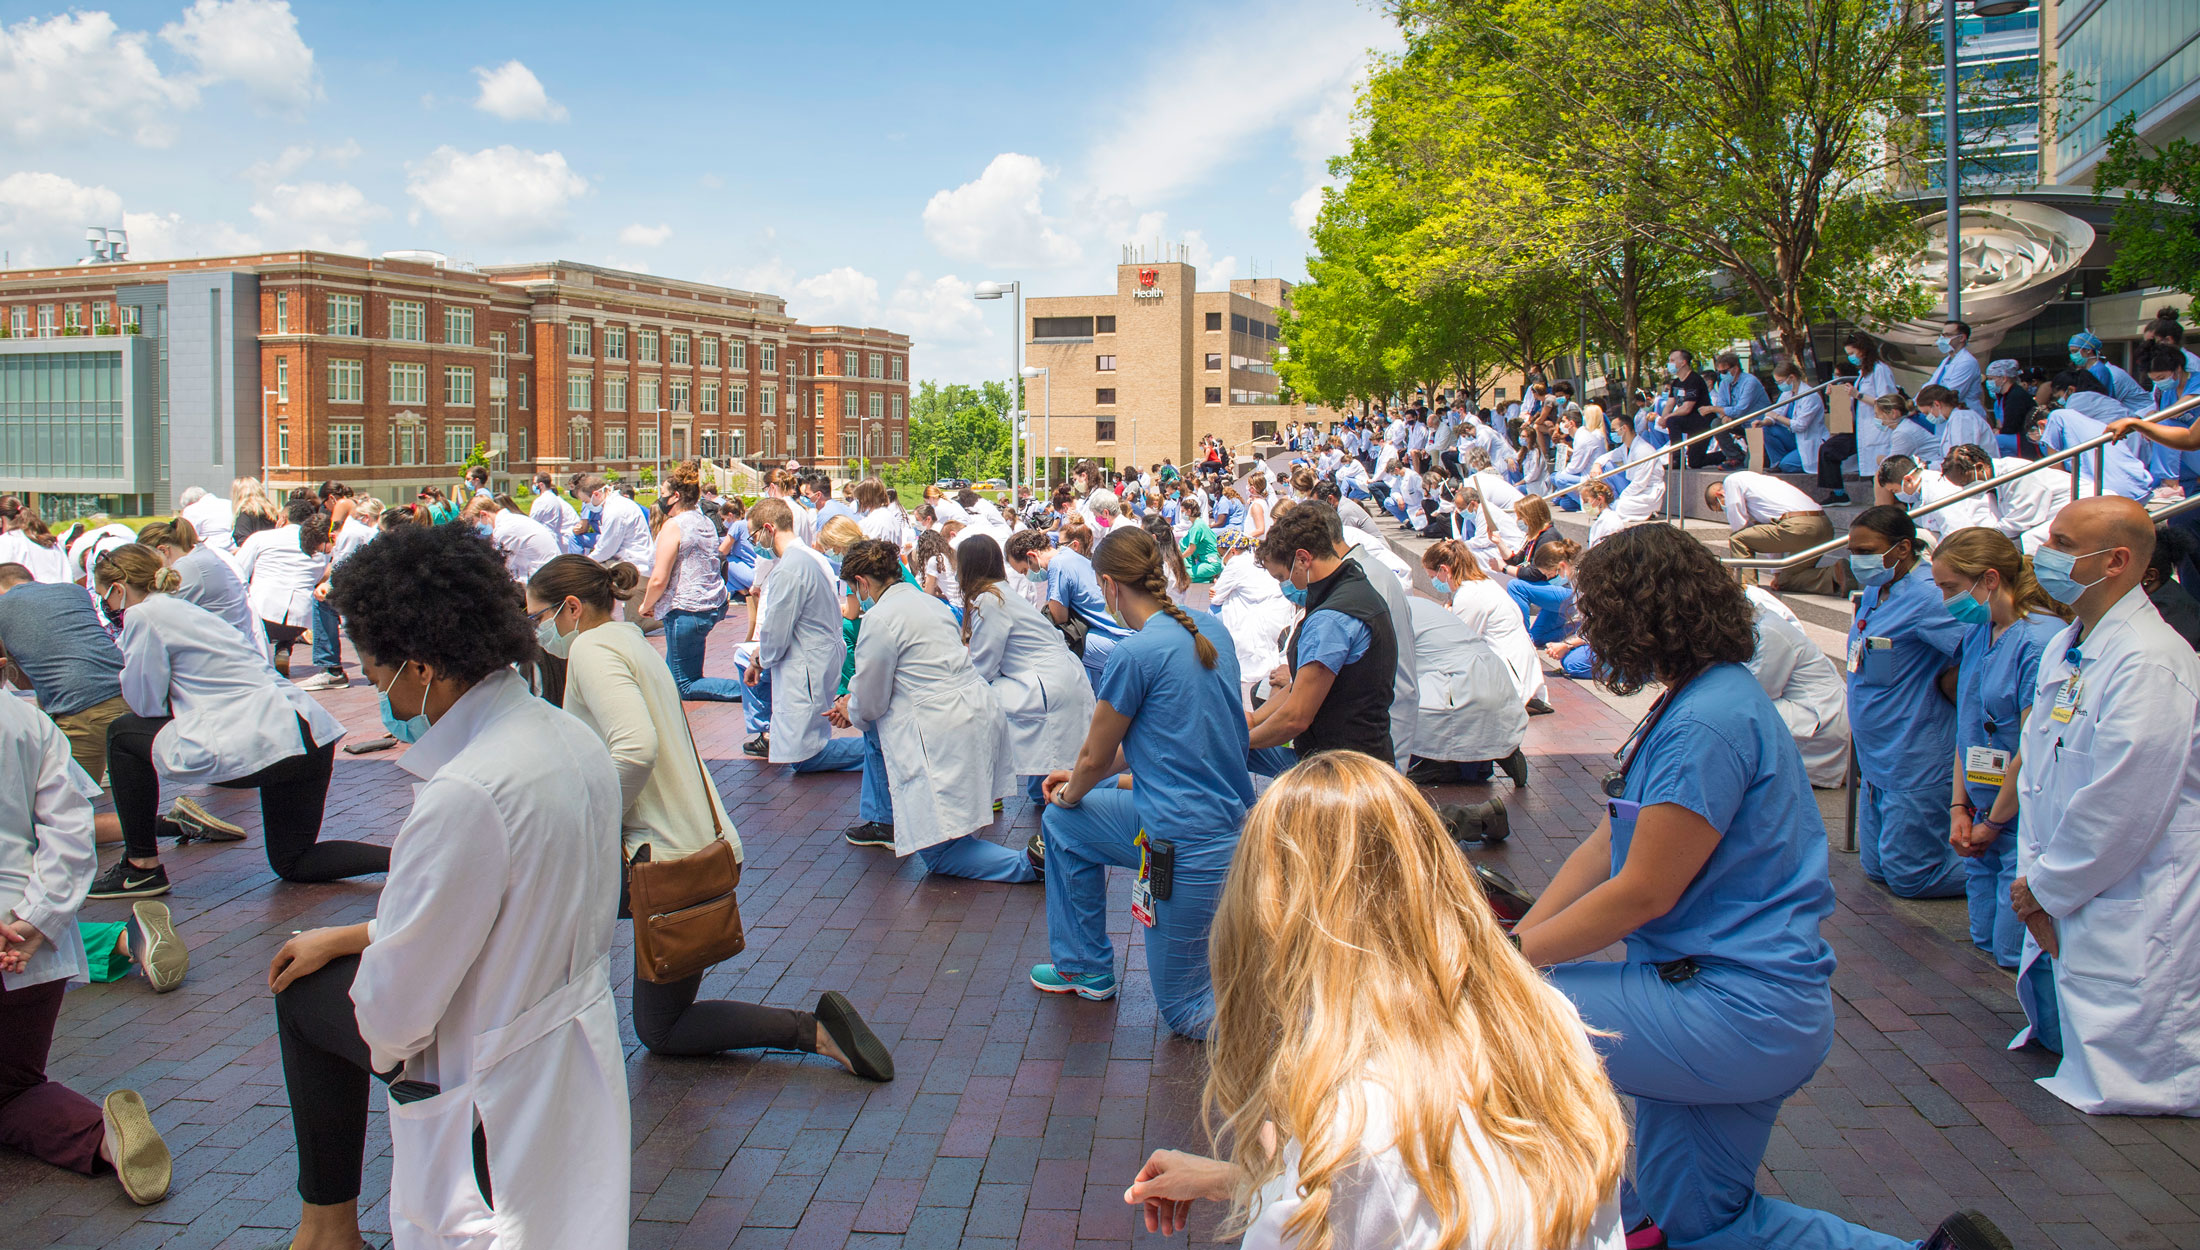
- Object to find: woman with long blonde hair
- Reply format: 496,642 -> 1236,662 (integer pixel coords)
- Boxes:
1125,751 -> 1625,1249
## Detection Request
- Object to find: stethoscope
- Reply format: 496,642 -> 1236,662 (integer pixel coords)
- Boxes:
1601,675 -> 1696,799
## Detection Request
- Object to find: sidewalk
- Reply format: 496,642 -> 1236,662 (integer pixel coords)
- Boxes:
6,616 -> 2194,1249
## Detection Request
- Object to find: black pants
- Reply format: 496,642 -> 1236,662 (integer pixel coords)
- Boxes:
629,950 -> 813,1057
1816,433 -> 1859,492
106,713 -> 388,881
275,955 -> 490,1207
1666,411 -> 1742,467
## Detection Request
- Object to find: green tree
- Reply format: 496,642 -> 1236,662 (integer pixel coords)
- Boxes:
888,380 -> 1014,487
2094,113 -> 2200,296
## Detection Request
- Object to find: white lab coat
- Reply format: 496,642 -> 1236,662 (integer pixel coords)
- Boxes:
0,531 -> 69,583
754,543 -> 845,765
592,492 -> 655,569
172,543 -> 273,661
2012,589 -> 2200,1115
1406,597 -> 1527,765
0,695 -> 98,990
1348,542 -> 1421,769
1610,436 -> 1666,524
1940,407 -> 1998,456
117,593 -> 345,787
530,492 -> 582,554
1746,604 -> 1850,788
181,493 -> 237,552
1992,457 -> 2070,554
1448,578 -> 1546,706
66,523 -> 136,583
1211,551 -> 1294,692
353,670 -> 629,1250
846,581 -> 1013,856
962,585 -> 1093,775
1910,469 -> 2002,540
489,509 -> 560,583
1466,471 -> 1526,574
235,523 -> 327,627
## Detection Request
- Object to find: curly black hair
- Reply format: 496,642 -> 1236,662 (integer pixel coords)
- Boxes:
1572,523 -> 1754,697
327,522 -> 533,682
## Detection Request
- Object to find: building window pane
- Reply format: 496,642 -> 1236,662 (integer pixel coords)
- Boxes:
1096,419 -> 1117,441
1204,387 -> 1222,404
328,295 -> 362,337
701,337 -> 718,368
671,380 -> 690,413
390,362 -> 427,405
330,422 -> 364,466
638,425 -> 659,461
605,375 -> 627,411
446,366 -> 475,406
274,293 -> 288,334
568,374 -> 592,411
702,381 -> 719,414
1205,312 -> 1222,331
446,424 -> 474,465
605,426 -> 627,460
604,326 -> 626,361
729,339 -> 747,370
329,359 -> 363,403
389,300 -> 426,343
1096,388 -> 1116,404
1096,355 -> 1116,372
276,356 -> 290,402
1095,316 -> 1116,334
728,386 -> 746,415
639,378 -> 659,413
568,321 -> 592,357
671,334 -> 690,366
868,392 -> 883,419
640,329 -> 660,364
445,306 -> 475,346
759,342 -> 776,372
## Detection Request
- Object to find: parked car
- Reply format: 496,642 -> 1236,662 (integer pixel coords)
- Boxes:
935,478 -> 973,489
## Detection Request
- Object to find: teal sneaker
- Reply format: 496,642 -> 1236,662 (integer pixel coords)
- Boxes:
1030,963 -> 1118,1000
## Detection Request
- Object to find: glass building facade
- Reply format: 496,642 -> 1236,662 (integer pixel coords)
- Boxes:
2051,0 -> 2200,181
0,336 -> 159,517
1924,1 -> 2045,190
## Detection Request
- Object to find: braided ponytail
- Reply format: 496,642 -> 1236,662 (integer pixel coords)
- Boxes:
1094,526 -> 1217,669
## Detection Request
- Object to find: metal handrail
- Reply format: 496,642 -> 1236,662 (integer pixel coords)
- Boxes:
1543,381 -> 1834,505
1721,392 -> 2200,570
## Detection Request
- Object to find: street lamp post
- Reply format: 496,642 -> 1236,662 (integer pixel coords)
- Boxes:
973,280 -> 1022,494
1022,366 -> 1049,489
1943,0 -> 2029,321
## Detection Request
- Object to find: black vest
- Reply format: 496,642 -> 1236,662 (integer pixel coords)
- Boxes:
1286,558 -> 1398,762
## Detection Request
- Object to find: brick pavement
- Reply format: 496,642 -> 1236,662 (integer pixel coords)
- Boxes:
7,611 -> 2199,1250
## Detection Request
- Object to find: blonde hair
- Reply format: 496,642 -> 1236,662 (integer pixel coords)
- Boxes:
1421,537 -> 1488,583
137,517 -> 200,552
93,543 -> 181,595
1514,495 -> 1554,534
1207,753 -> 1626,1250
816,514 -> 865,555
1932,526 -> 2070,620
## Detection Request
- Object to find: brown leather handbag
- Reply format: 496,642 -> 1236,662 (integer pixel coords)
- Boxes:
626,716 -> 745,983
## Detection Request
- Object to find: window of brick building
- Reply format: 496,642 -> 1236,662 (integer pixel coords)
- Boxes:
702,381 -> 719,414
1204,387 -> 1222,404
1205,353 -> 1222,370
869,392 -> 884,419
1096,419 -> 1116,442
568,374 -> 592,411
701,337 -> 718,368
672,380 -> 690,413
728,386 -> 746,415
639,329 -> 659,364
844,392 -> 858,418
606,426 -> 627,460
1096,316 -> 1116,334
445,306 -> 474,346
274,293 -> 288,334
390,362 -> 427,405
1096,355 -> 1116,372
276,357 -> 290,402
605,375 -> 628,411
672,334 -> 690,366
390,300 -> 426,343
446,366 -> 474,406
446,424 -> 475,465
329,359 -> 363,403
639,378 -> 659,413
330,422 -> 363,466
567,321 -> 592,357
328,295 -> 362,337
729,339 -> 747,370
603,326 -> 627,361
1096,388 -> 1116,405
1205,312 -> 1222,331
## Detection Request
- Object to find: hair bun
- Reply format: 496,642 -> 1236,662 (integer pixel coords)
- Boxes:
152,567 -> 183,593
608,561 -> 643,598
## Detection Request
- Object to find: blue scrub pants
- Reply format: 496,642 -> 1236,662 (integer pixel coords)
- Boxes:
1506,579 -> 1573,646
1964,824 -> 2023,968
741,670 -> 864,774
723,560 -> 755,596
310,597 -> 342,674
1344,482 -> 1373,501
1760,423 -> 1798,472
1039,787 -> 1235,1039
1079,632 -> 1120,691
1383,497 -> 1415,526
1548,471 -> 1585,510
856,725 -> 1032,883
2016,953 -> 2063,1054
1560,644 -> 1596,681
1857,780 -> 1966,899
662,605 -> 745,703
1550,961 -> 1913,1250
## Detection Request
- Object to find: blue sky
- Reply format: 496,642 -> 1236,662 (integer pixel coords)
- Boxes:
0,0 -> 1400,384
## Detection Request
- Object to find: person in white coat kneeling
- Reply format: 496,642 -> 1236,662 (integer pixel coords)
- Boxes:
266,523 -> 631,1250
957,535 -> 1095,809
738,498 -> 861,773
2010,496 -> 2200,1116
828,540 -> 1036,884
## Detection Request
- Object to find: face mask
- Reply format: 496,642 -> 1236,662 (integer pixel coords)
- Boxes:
476,523 -> 494,538
1848,552 -> 1899,588
376,661 -> 431,743
1027,567 -> 1047,585
1609,430 -> 1624,447
1944,584 -> 1991,627
1778,382 -> 1794,395
1431,575 -> 1452,596
536,606 -> 575,658
2033,546 -> 2112,604
2069,350 -> 2087,368
1845,350 -> 1862,366
1935,335 -> 1953,354
2156,380 -> 2179,406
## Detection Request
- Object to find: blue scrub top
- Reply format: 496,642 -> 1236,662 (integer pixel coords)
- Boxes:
1609,663 -> 1836,991
2141,374 -> 2200,487
1046,549 -> 1134,643
1954,611 -> 2065,811
1847,565 -> 1966,792
1095,608 -> 1256,838
2040,407 -> 2155,499
1294,609 -> 1372,674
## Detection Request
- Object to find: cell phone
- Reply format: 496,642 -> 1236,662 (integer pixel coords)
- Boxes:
386,1079 -> 441,1105
1147,838 -> 1174,902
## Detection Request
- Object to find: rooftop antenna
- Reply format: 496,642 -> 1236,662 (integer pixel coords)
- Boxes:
80,226 -> 128,265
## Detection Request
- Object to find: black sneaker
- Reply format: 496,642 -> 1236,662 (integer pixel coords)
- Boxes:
1498,747 -> 1529,789
843,821 -> 895,848
1024,831 -> 1046,876
1921,1211 -> 2013,1250
1525,697 -> 1555,716
88,861 -> 170,900
742,734 -> 770,757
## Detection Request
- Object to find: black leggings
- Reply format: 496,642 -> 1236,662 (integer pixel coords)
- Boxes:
106,713 -> 389,881
1817,433 -> 1859,491
629,952 -> 813,1056
275,955 -> 489,1207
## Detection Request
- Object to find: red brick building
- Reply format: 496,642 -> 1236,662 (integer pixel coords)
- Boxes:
0,250 -> 910,508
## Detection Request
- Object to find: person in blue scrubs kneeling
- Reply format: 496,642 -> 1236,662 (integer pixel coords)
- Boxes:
1845,506 -> 1969,899
1516,524 -> 2010,1250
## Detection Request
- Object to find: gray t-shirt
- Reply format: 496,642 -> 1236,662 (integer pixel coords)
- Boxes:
0,582 -> 126,716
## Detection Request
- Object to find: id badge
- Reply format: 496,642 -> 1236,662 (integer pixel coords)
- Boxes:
2050,675 -> 2081,723
1964,745 -> 2010,787
1130,831 -> 1156,928
1846,634 -> 1863,674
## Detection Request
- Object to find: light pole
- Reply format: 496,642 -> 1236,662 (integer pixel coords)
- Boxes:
973,280 -> 1022,494
1942,0 -> 2029,321
1022,366 -> 1049,489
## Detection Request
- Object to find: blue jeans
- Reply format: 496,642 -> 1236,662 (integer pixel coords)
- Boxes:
1858,780 -> 1966,899
1383,497 -> 1414,526
1506,579 -> 1574,646
742,668 -> 771,735
1039,787 -> 1236,1039
311,596 -> 342,673
661,605 -> 745,703
2016,952 -> 2063,1054
1965,821 -> 2023,968
1550,961 -> 1910,1250
796,734 -> 864,776
1760,422 -> 1798,472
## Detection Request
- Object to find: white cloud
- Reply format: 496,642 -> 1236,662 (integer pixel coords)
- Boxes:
618,222 -> 673,247
1184,231 -> 1239,286
160,0 -> 318,110
473,59 -> 566,122
244,138 -> 361,185
0,169 -> 259,263
922,154 -> 1082,269
249,180 -> 386,252
0,12 -> 196,145
123,209 -> 261,260
1290,184 -> 1328,233
405,145 -> 588,245
769,265 -> 994,384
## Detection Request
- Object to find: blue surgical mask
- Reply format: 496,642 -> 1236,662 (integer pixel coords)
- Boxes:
1280,579 -> 1308,607
1608,430 -> 1623,447
1778,382 -> 1794,395
827,554 -> 844,574
476,523 -> 494,538
856,592 -> 876,612
376,661 -> 431,743
1845,350 -> 1862,366
2033,546 -> 2112,604
1848,552 -> 1899,588
2156,380 -> 2179,407
1944,586 -> 1991,627
1935,335 -> 1953,354
2069,350 -> 2088,368
1431,575 -> 1452,596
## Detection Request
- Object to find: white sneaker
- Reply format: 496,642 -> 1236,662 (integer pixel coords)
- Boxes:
131,901 -> 188,993
296,671 -> 348,691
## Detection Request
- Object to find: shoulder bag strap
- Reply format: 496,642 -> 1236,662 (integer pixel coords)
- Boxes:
675,711 -> 724,841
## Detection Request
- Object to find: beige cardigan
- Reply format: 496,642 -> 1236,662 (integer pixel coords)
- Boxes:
559,621 -> 740,861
